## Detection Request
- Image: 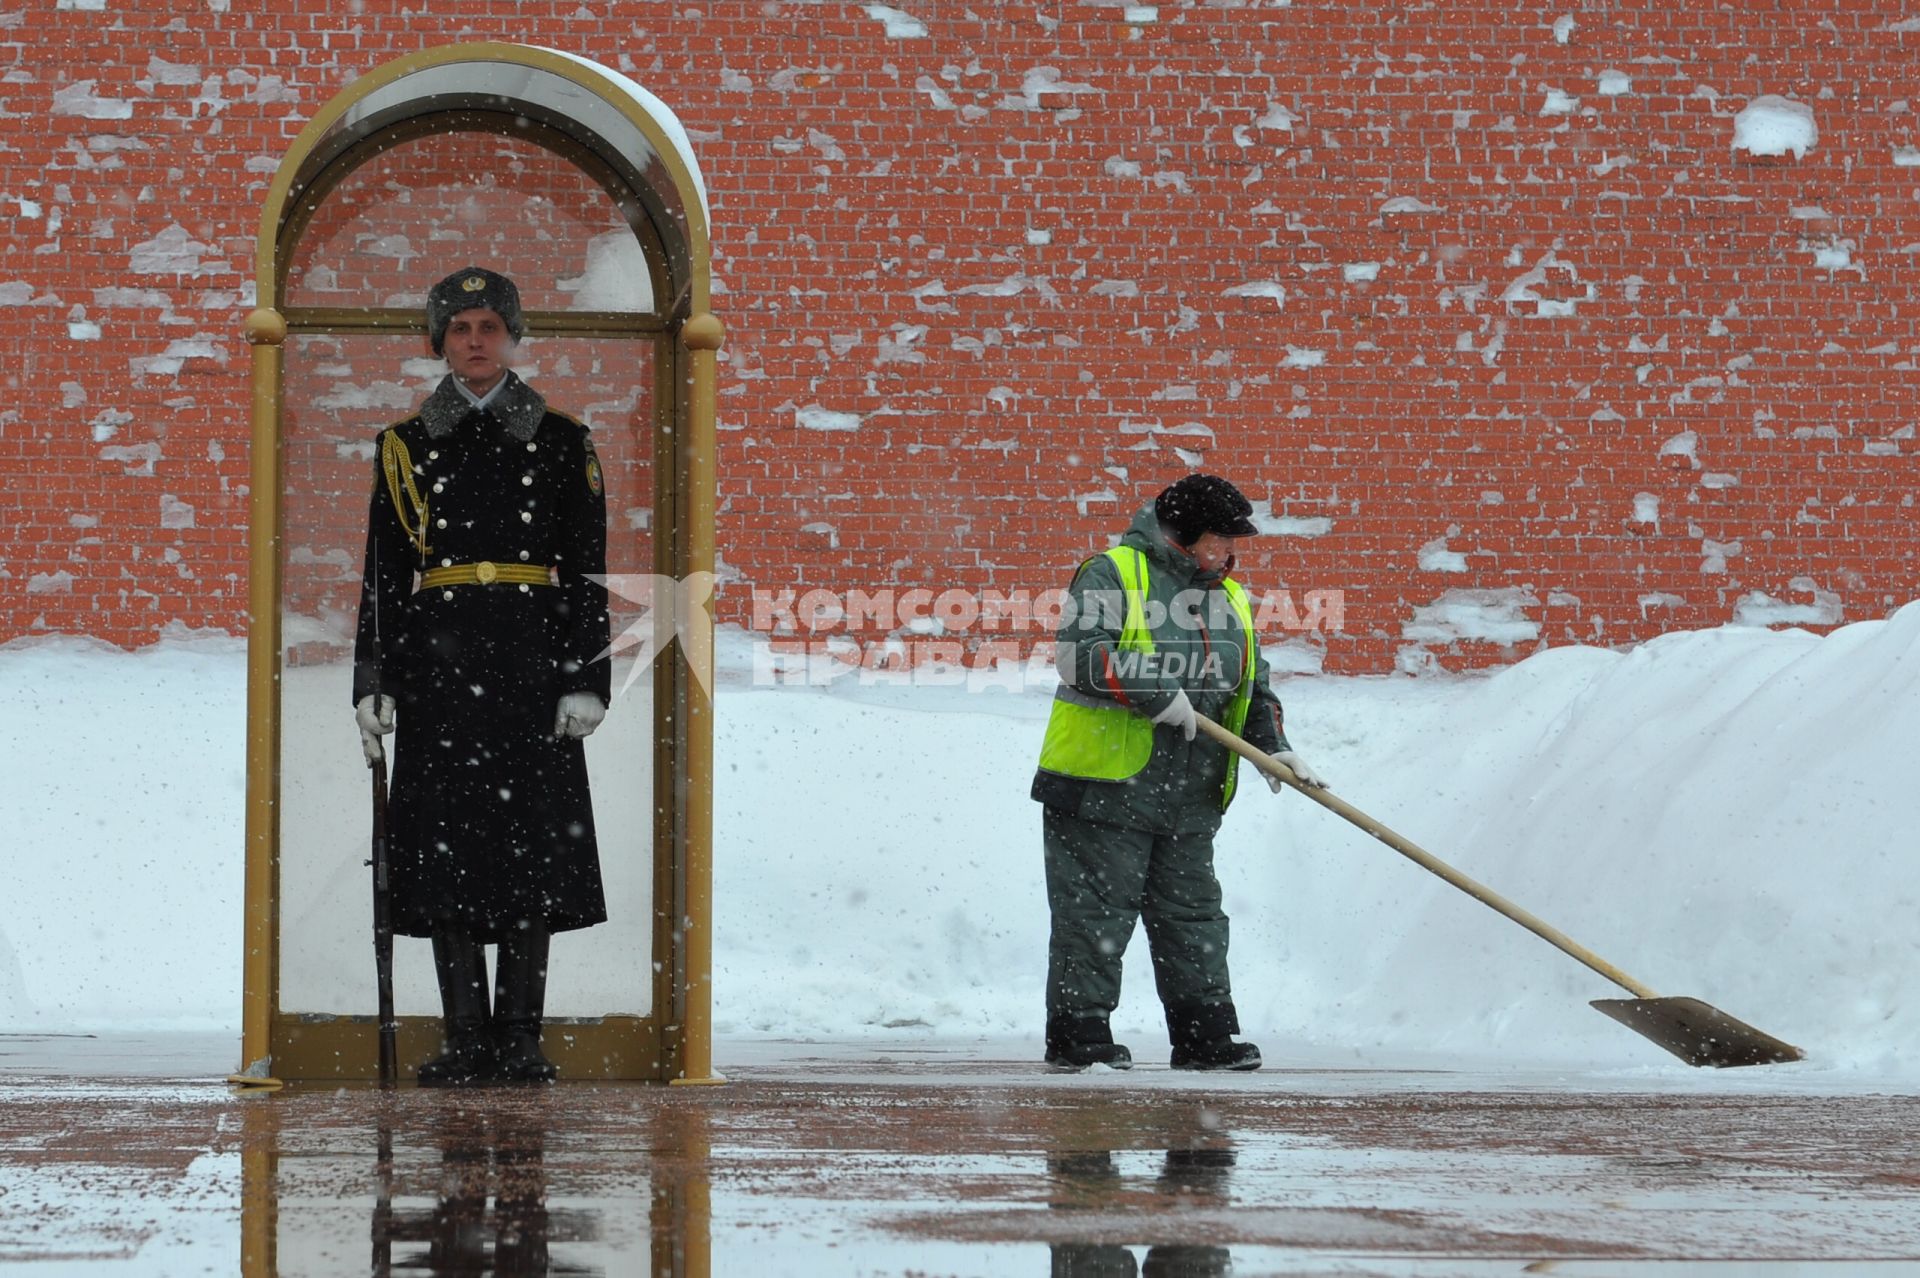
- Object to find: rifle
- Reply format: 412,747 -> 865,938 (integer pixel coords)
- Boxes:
367,537 -> 399,1087
369,731 -> 398,1087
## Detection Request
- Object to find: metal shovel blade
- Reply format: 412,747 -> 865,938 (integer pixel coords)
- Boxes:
1590,996 -> 1804,1068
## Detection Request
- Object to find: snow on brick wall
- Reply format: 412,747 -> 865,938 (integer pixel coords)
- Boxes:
1,4 -> 1916,673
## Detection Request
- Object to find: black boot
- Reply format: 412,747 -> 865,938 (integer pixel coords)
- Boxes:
493,922 -> 558,1084
1166,1001 -> 1262,1072
417,932 -> 494,1087
1044,1013 -> 1133,1072
1171,1038 -> 1262,1071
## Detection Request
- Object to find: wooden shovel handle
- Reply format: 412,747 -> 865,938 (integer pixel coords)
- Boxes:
1196,713 -> 1659,1000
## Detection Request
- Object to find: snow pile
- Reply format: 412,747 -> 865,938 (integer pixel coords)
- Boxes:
864,4 -> 927,38
1733,95 -> 1818,159
557,230 -> 655,311
1732,578 -> 1844,627
1401,587 -> 1540,645
1241,606 -> 1919,1073
3,604 -> 1918,1077
0,633 -> 246,1030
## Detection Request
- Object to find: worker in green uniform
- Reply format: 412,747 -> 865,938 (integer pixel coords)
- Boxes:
1032,474 -> 1328,1071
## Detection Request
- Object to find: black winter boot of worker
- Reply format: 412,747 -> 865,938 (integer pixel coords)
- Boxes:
1044,1014 -> 1133,1072
1167,1001 -> 1262,1072
417,931 -> 494,1087
493,923 -> 558,1084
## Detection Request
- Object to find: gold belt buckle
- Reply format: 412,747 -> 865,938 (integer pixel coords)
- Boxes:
474,560 -> 498,585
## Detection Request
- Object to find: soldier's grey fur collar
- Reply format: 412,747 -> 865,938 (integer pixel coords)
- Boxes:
419,372 -> 546,442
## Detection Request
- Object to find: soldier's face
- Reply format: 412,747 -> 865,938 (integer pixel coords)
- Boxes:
443,307 -> 515,390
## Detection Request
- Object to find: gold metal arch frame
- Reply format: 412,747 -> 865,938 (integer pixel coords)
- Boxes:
238,43 -> 722,1087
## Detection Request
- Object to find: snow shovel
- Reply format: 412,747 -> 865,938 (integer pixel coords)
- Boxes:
1194,714 -> 1803,1068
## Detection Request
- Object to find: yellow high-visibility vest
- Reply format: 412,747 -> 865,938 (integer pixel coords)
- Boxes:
1037,545 -> 1257,808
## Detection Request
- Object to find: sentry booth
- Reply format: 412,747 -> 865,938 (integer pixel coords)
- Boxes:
237,43 -> 721,1085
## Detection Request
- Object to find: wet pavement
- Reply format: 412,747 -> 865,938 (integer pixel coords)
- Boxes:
3,1034 -> 1919,1275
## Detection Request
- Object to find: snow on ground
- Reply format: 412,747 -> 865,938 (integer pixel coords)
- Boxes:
0,631 -> 245,1031
2,604 -> 1916,1078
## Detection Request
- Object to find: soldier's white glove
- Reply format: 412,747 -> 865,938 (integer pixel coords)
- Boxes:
1151,688 -> 1198,741
1267,749 -> 1328,791
355,694 -> 395,766
554,692 -> 606,739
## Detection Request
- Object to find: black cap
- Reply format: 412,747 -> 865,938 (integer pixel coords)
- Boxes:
426,266 -> 524,356
1155,474 -> 1259,545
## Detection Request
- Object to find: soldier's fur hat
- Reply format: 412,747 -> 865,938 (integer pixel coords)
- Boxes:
426,266 -> 524,356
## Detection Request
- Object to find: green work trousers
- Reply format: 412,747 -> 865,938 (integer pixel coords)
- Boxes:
1043,806 -> 1233,1026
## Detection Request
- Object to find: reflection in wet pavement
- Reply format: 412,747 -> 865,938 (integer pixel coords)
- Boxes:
3,1035 -> 1920,1275
365,1110 -> 602,1275
1047,1147 -> 1236,1277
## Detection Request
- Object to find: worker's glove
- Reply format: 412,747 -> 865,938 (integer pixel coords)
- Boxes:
355,694 -> 395,766
554,692 -> 607,740
1267,749 -> 1328,791
1151,688 -> 1198,741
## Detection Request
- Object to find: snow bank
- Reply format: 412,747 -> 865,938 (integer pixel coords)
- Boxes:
1733,95 -> 1818,159
1245,606 -> 1919,1074
3,605 -> 1917,1078
0,633 -> 245,1031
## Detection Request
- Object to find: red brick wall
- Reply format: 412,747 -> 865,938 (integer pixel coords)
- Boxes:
4,2 -> 1915,673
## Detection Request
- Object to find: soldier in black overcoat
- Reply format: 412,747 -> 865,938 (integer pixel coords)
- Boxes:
352,266 -> 612,1086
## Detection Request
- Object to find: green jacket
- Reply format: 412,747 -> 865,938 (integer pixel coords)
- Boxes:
1032,503 -> 1292,835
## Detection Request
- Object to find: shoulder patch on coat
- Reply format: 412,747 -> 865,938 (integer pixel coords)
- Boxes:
584,438 -> 604,496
